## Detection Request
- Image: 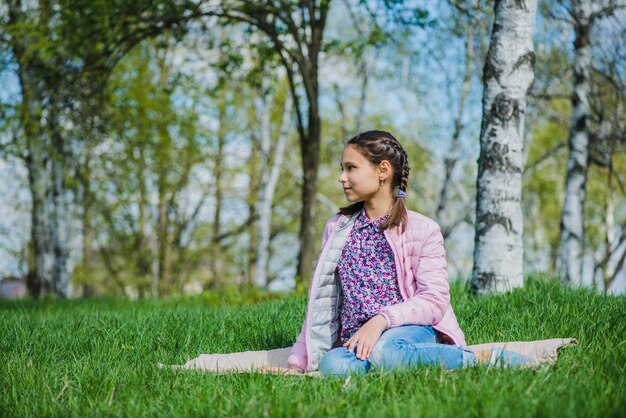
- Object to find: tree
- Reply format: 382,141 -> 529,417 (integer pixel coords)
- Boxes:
558,0 -> 592,285
254,81 -> 293,288
213,0 -> 431,284
434,0 -> 492,239
557,0 -> 624,285
471,0 -> 538,294
1,0 -> 206,298
210,1 -> 330,283
72,37 -> 222,296
587,10 -> 626,291
521,1 -> 624,289
5,0 -> 71,298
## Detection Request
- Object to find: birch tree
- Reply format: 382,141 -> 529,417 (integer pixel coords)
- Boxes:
209,98 -> 226,288
557,0 -> 624,285
588,12 -> 626,291
471,0 -> 537,294
557,0 -> 591,285
5,0 -> 70,298
255,84 -> 293,288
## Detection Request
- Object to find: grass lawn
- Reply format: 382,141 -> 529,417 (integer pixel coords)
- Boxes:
1,278 -> 624,417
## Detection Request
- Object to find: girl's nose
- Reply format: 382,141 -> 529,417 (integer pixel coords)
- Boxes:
338,171 -> 347,183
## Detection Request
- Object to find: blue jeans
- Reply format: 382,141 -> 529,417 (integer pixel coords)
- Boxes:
319,325 -> 476,377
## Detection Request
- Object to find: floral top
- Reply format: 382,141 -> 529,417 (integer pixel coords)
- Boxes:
337,208 -> 403,342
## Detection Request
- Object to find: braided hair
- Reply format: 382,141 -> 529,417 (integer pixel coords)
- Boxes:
338,130 -> 410,231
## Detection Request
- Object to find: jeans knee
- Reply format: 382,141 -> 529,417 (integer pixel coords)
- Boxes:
369,342 -> 385,367
319,349 -> 340,376
319,348 -> 369,378
376,342 -> 468,371
375,340 -> 406,371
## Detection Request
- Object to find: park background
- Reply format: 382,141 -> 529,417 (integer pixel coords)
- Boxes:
1,0 -> 624,299
0,1 -> 625,417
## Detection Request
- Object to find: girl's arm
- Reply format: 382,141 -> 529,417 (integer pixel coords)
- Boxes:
379,225 -> 450,328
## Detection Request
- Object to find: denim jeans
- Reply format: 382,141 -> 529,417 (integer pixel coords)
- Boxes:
319,325 -> 476,377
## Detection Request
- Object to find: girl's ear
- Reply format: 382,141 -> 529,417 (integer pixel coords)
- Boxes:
378,160 -> 392,181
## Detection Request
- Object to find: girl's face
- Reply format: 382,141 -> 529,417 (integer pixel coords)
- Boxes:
338,145 -> 381,203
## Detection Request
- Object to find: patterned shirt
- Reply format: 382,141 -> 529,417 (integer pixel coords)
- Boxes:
337,208 -> 403,342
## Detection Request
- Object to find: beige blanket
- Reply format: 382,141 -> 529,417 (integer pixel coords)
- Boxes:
160,338 -> 577,376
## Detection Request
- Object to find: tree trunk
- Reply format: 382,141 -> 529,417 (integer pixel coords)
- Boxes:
156,50 -> 172,297
471,0 -> 537,294
255,91 -> 292,288
247,131 -> 259,287
80,148 -> 96,297
601,185 -> 615,290
23,87 -> 55,299
156,178 -> 168,297
210,105 -> 226,288
223,2 -> 329,287
558,0 -> 591,286
134,103 -> 151,298
297,104 -> 321,285
295,22 -> 323,284
10,1 -> 59,299
49,108 -> 69,298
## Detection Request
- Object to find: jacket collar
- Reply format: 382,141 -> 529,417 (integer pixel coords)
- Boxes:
337,212 -> 360,233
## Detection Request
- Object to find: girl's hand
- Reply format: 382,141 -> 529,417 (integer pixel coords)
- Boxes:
343,314 -> 388,360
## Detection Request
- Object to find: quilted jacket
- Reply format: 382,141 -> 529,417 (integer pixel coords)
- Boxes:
287,210 -> 467,371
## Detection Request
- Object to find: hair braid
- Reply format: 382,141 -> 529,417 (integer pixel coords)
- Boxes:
379,136 -> 410,193
339,130 -> 411,231
399,148 -> 410,192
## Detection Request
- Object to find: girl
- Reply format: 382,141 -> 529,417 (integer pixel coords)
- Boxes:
166,129 -> 537,376
287,130 -> 477,377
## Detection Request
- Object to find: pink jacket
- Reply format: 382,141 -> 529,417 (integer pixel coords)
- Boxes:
288,210 -> 466,371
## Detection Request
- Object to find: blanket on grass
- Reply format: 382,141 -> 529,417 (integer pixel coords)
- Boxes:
159,338 -> 577,377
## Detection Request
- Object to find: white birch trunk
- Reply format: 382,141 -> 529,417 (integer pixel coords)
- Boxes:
209,104 -> 225,287
7,1 -> 68,298
20,65 -> 58,299
27,123 -> 56,298
471,0 -> 537,294
50,133 -> 69,298
602,189 -> 615,289
255,91 -> 292,288
558,0 -> 591,286
46,101 -> 70,298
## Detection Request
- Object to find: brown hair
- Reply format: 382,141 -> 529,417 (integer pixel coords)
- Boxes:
338,130 -> 410,231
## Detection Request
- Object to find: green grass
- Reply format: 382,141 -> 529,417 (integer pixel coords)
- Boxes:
1,277 -> 625,417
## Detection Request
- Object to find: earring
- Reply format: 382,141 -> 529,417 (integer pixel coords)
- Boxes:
379,178 -> 384,187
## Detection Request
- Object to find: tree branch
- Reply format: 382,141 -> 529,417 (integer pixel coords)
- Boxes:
590,0 -> 626,22
523,141 -> 567,177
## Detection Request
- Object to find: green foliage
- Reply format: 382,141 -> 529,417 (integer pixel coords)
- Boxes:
1,279 -> 624,417
525,16 -> 626,285
71,37 -> 216,295
2,0 -> 623,296
523,100 -> 569,270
